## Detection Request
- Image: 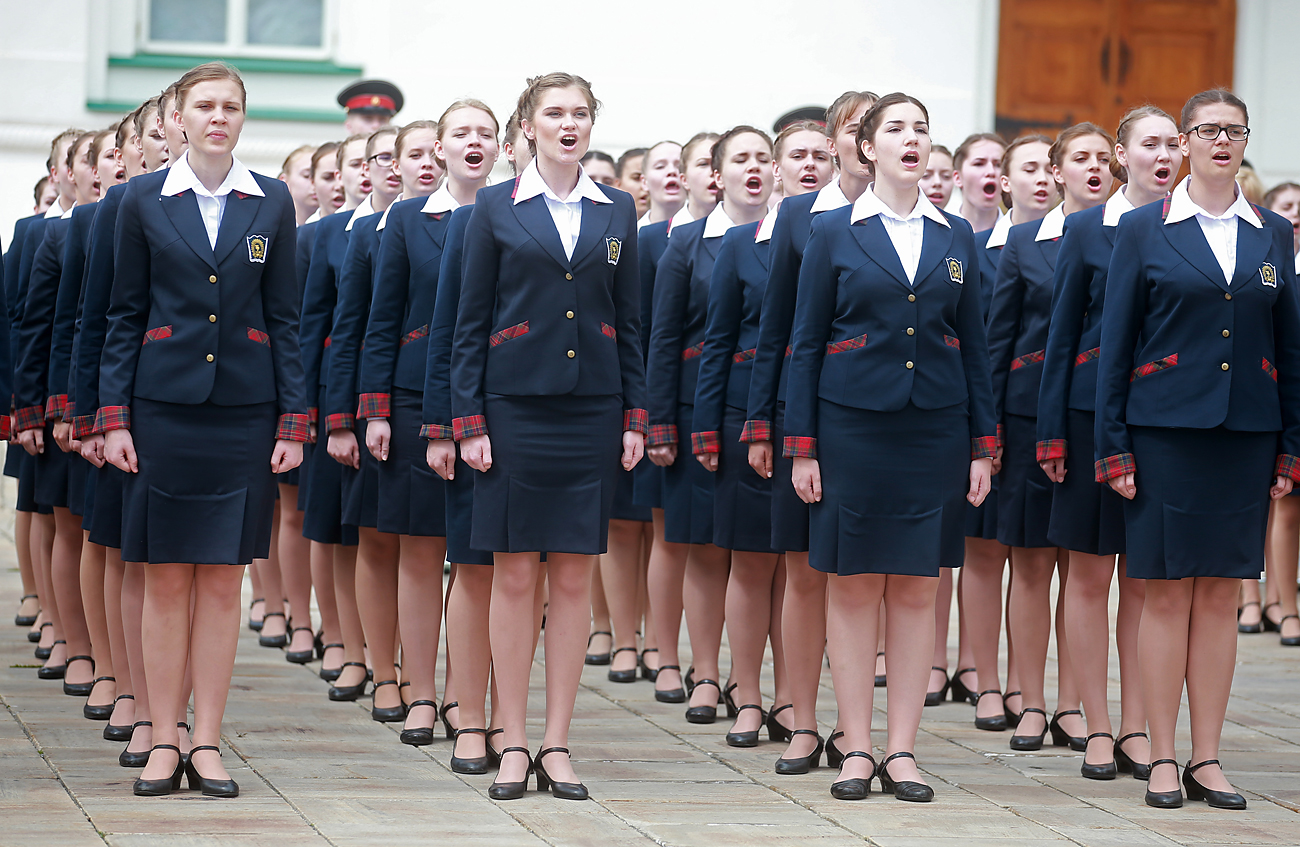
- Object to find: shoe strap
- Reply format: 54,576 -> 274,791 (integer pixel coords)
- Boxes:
372,679 -> 398,688
40,621 -> 53,628
190,745 -> 221,754
1149,758 -> 1180,769
790,729 -> 822,739
880,751 -> 915,773
842,750 -> 877,769
440,701 -> 459,718
499,746 -> 531,757
953,667 -> 977,677
323,643 -> 344,650
977,689 -> 1002,700
455,727 -> 487,737
115,694 -> 135,702
66,655 -> 94,665
1053,709 -> 1082,719
1282,615 -> 1299,623
1019,707 -> 1047,718
734,704 -> 763,714
657,664 -> 681,673
931,666 -> 947,672
341,661 -> 366,669
290,626 -> 314,634
92,676 -> 116,684
406,699 -> 437,709
828,730 -> 845,741
132,721 -> 152,728
151,744 -> 180,753
262,611 -> 286,619
21,594 -> 38,600
53,639 -> 66,645
692,679 -> 721,691
1003,690 -> 1021,698
178,722 -> 190,730
586,631 -> 612,643
611,646 -> 638,656
1185,759 -> 1219,773
640,648 -> 659,655
1085,732 -> 1114,742
769,703 -> 794,717
1115,732 -> 1148,745
537,747 -> 570,758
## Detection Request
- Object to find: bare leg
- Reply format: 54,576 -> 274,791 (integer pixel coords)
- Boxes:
1064,551 -> 1117,764
1184,577 -> 1241,792
684,543 -> 731,710
15,510 -> 39,620
601,519 -> 646,676
540,554 -> 596,783
1006,546 -> 1058,739
331,545 -> 367,691
185,564 -> 245,782
34,513 -> 57,655
355,527 -> 401,710
398,535 -> 445,734
638,522 -> 658,663
954,568 -> 977,686
122,561 -> 152,757
104,548 -> 134,726
724,549 -> 781,734
447,562 -> 492,758
1238,577 -> 1263,627
883,574 -> 940,785
256,505 -> 286,643
588,564 -> 612,659
277,485 -> 314,657
51,507 -> 89,683
768,556 -> 791,716
491,552 -> 545,784
647,509 -> 688,695
780,552 -> 827,759
929,567 -> 954,697
1052,554 -> 1086,739
963,537 -> 1009,721
1141,579 -> 1192,794
138,563 -> 196,781
310,541 -> 342,672
1115,562 -> 1149,764
826,572 -> 883,783
1265,497 -> 1300,643
79,536 -> 115,709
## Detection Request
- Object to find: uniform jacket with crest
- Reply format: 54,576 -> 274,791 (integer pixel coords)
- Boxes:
637,220 -> 670,367
1094,199 -> 1300,483
13,214 -> 72,430
986,217 -> 1061,421
299,212 -> 356,424
70,184 -> 125,438
94,170 -> 309,439
781,205 -> 997,461
5,215 -> 38,372
47,203 -> 97,425
973,227 -> 1004,321
450,180 -> 648,440
420,204 -> 473,440
322,213 -> 381,433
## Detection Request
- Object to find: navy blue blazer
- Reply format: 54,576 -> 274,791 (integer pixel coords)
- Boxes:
972,226 -> 1003,321
71,185 -> 125,438
692,221 -> 768,452
298,212 -> 356,422
14,215 -> 71,430
783,207 -> 997,460
450,181 -> 648,439
5,215 -> 37,312
638,221 -> 670,367
360,197 -> 453,413
323,213 -> 381,432
49,205 -> 96,418
421,204 -> 473,439
744,192 -> 818,441
96,171 -> 309,439
1095,201 -> 1300,481
986,217 -> 1062,420
295,218 -> 320,303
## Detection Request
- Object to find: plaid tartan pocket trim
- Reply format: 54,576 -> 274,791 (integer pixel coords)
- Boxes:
142,325 -> 172,344
401,324 -> 429,346
1276,454 -> 1300,483
681,342 -> 704,360
944,335 -> 961,350
489,321 -> 529,347
1010,349 -> 1046,370
972,436 -> 999,460
420,423 -> 455,440
1074,347 -> 1100,367
601,322 -> 617,340
1263,357 -> 1278,382
1036,439 -> 1067,462
93,405 -> 131,434
783,435 -> 818,459
733,347 -> 757,363
276,414 -> 311,442
1130,353 -> 1178,381
826,334 -> 867,355
1095,453 -> 1136,483
452,415 -> 489,441
623,408 -> 649,434
247,327 -> 270,346
740,419 -> 772,442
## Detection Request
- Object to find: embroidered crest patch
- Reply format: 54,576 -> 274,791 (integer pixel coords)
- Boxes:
606,236 -> 621,266
946,257 -> 963,284
247,234 -> 267,263
1261,262 -> 1277,288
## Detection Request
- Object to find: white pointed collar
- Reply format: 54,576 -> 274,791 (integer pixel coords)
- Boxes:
755,204 -> 778,243
1165,176 -> 1261,228
668,204 -> 695,233
1034,204 -> 1067,241
1102,186 -> 1138,227
702,202 -> 740,239
421,183 -> 460,215
161,151 -> 263,200
984,211 -> 1012,248
850,184 -> 950,228
809,176 -> 851,214
345,193 -> 375,232
512,159 -> 610,206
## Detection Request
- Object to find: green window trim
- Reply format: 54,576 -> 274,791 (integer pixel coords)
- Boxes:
87,99 -> 343,124
108,52 -> 361,76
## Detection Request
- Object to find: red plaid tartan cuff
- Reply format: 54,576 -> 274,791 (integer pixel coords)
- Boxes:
356,392 -> 391,420
70,415 -> 96,440
453,415 -> 489,441
783,436 -> 817,459
14,405 -> 45,432
420,423 -> 455,440
972,436 -> 999,460
276,414 -> 312,443
1095,453 -> 1136,483
1036,439 -> 1067,462
623,408 -> 649,434
0,414 -> 10,441
997,422 -> 1005,451
647,423 -> 678,447
324,412 -> 355,433
691,431 -> 720,454
93,405 -> 131,434
308,407 -> 318,424
45,394 -> 69,420
1275,454 -> 1300,483
740,419 -> 772,442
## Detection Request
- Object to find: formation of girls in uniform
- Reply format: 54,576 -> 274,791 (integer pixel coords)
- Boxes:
4,62 -> 1298,812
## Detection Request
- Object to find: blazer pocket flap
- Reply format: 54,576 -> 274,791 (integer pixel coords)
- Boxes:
826,334 -> 867,355
142,325 -> 173,345
247,327 -> 270,346
146,486 -> 247,564
489,321 -> 529,347
401,324 -> 430,346
600,322 -> 617,340
1131,353 -> 1177,381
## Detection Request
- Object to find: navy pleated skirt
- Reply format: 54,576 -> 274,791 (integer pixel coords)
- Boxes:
997,413 -> 1054,549
713,404 -> 775,552
376,388 -> 447,537
121,399 -> 277,565
341,420 -> 380,529
471,393 -> 622,555
809,400 -> 967,577
303,433 -> 357,546
611,459 -> 652,522
771,403 -> 809,553
11,450 -> 51,514
81,461 -> 97,530
88,463 -> 124,550
66,453 -> 87,517
3,442 -> 20,478
34,422 -> 71,508
446,457 -> 493,566
295,440 -> 313,511
965,475 -> 1000,540
1047,408 -> 1125,555
631,456 -> 664,511
1124,426 -> 1271,580
661,403 -> 715,545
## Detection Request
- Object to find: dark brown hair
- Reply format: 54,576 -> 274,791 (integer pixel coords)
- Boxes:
88,127 -> 118,167
132,97 -> 159,142
953,131 -> 1006,170
311,141 -> 339,179
395,119 -> 439,159
855,92 -> 929,171
774,120 -> 826,160
710,125 -> 773,174
1264,181 -> 1300,210
616,147 -> 647,180
999,134 -> 1052,207
1180,88 -> 1248,134
1049,122 -> 1113,169
116,106 -> 141,151
682,131 -> 720,169
67,131 -> 96,171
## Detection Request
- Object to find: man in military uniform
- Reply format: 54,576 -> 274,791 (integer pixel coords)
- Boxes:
337,80 -> 404,135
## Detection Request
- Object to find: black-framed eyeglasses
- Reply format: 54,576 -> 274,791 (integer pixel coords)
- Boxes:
367,152 -> 394,166
1189,123 -> 1250,142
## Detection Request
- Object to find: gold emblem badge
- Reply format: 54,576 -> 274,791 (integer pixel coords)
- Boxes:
247,234 -> 267,264
370,95 -> 381,106
606,236 -> 621,266
1261,262 -> 1277,288
946,257 -> 963,284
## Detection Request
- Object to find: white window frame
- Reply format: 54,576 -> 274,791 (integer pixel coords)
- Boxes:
139,0 -> 334,60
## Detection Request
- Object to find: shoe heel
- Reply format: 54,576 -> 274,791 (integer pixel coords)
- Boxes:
535,768 -> 549,791
1049,724 -> 1071,748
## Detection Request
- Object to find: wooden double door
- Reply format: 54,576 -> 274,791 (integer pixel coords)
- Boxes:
995,0 -> 1236,141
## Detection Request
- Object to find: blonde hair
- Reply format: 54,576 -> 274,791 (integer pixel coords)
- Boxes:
434,99 -> 499,169
394,120 -> 439,159
280,144 -> 315,178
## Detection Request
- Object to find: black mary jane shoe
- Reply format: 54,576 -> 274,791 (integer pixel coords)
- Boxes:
1262,602 -> 1283,632
826,731 -> 846,769
104,695 -> 135,741
725,704 -> 767,747
318,644 -> 345,682
874,652 -> 887,687
1280,614 -> 1300,647
29,620 -> 50,644
1237,600 -> 1264,633
450,728 -> 491,775
877,751 -> 934,802
487,729 -> 504,767
328,662 -> 369,701
247,598 -> 266,631
1080,732 -> 1117,780
924,667 -> 951,707
37,640 -> 67,677
1144,759 -> 1184,808
488,748 -> 534,801
974,690 -> 1008,732
1049,710 -> 1087,751
949,667 -> 979,705
399,700 -> 437,746
15,594 -> 39,627
1009,707 -> 1048,751
370,680 -> 407,723
62,656 -> 97,696
119,722 -> 153,767
722,683 -> 740,720
258,611 -> 288,648
1114,732 -> 1151,780
774,729 -> 824,775
1002,691 -> 1022,727
830,750 -> 877,800
607,646 -> 639,683
1183,759 -> 1247,810
83,677 -> 117,719
133,745 -> 186,796
285,626 -> 316,664
685,679 -> 721,724
584,631 -> 612,666
439,701 -> 460,739
654,665 -> 686,703
766,703 -> 794,743
185,746 -> 239,797
533,747 -> 589,800
639,648 -> 659,682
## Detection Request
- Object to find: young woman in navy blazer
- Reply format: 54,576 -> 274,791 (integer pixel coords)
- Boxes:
1037,107 -> 1181,780
451,73 -> 647,800
1096,89 -> 1300,810
785,93 -> 995,801
97,63 -> 308,797
987,123 -> 1114,752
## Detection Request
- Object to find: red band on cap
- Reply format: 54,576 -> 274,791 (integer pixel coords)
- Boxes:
346,94 -> 396,112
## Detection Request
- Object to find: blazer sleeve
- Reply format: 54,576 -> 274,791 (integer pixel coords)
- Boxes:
72,195 -> 117,438
952,223 -> 998,457
449,200 -> 498,440
14,227 -> 65,430
985,230 -> 1025,426
691,233 -> 744,453
358,207 -> 410,419
646,231 -> 692,446
47,219 -> 86,419
298,223 -> 337,422
421,207 -> 470,440
260,187 -> 308,439
1094,216 -> 1147,482
96,182 -> 151,431
1036,220 -> 1090,463
744,209 -> 798,442
322,226 -> 373,433
781,217 -> 837,459
637,228 -> 658,365
1270,223 -> 1300,477
611,196 -> 648,432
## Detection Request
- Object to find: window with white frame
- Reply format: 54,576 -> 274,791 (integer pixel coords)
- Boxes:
144,0 -> 329,57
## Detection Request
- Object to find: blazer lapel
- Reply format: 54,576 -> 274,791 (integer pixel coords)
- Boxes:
1102,223 -> 1118,248
571,198 -> 615,267
1161,217 -> 1230,291
422,212 -> 449,251
701,231 -> 724,263
1230,219 -> 1272,288
849,217 -> 910,289
160,192 -> 216,270
1034,236 -> 1061,272
755,238 -> 770,271
213,192 -> 262,266
913,218 -> 953,286
512,196 -> 571,270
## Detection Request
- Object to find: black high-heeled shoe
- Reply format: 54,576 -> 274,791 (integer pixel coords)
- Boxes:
185,745 -> 238,797
1002,690 -> 1022,727
533,747 -> 588,800
439,701 -> 459,739
1049,710 -> 1087,751
61,656 -> 96,696
328,662 -> 369,701
399,700 -> 437,746
132,745 -> 186,796
924,667 -> 950,707
725,704 -> 766,747
120,722 -> 153,767
639,648 -> 659,681
974,690 -> 1008,732
766,703 -> 794,743
370,680 -> 406,722
15,594 -> 38,627
1009,707 -> 1048,751
487,728 -> 503,766
314,628 -> 325,659
318,644 -> 345,681
654,665 -> 686,703
1237,600 -> 1264,633
1144,759 -> 1183,808
1080,732 -> 1117,780
488,748 -> 534,800
285,626 -> 315,664
1262,602 -> 1283,632
451,728 -> 491,774
1183,759 -> 1246,809
874,651 -> 886,687
37,640 -> 67,677
258,611 -> 288,647
608,646 -> 639,683
830,750 -> 877,800
83,676 -> 117,719
247,597 -> 266,631
774,729 -> 823,775
584,631 -> 612,665
29,620 -> 50,644
826,731 -> 846,769
104,694 -> 135,741
877,751 -> 934,802
949,667 -> 978,705
1280,614 -> 1300,647
722,682 -> 740,719
685,679 -> 721,724
1114,732 -> 1151,780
